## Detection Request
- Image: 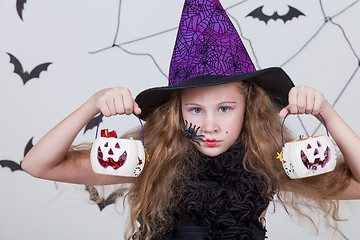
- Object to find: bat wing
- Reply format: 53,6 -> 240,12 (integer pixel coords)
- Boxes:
102,191 -> 120,209
246,6 -> 272,24
0,160 -> 23,172
105,189 -> 126,204
16,0 -> 27,21
24,137 -> 34,157
84,114 -> 103,134
28,62 -> 52,83
85,186 -> 125,211
7,53 -> 25,80
85,185 -> 112,211
281,6 -> 306,23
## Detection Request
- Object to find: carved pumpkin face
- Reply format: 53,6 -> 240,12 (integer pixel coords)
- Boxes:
97,141 -> 127,170
90,136 -> 145,177
300,139 -> 331,171
281,135 -> 337,179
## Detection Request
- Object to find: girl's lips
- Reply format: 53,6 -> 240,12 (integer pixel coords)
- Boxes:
205,138 -> 216,142
205,139 -> 217,147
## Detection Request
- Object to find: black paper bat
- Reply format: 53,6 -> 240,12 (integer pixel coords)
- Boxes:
84,114 -> 103,134
85,185 -> 126,211
0,160 -> 23,172
246,5 -> 306,24
7,53 -> 52,85
24,137 -> 34,156
0,137 -> 33,172
16,0 -> 27,21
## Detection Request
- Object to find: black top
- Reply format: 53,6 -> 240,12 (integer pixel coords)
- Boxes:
143,143 -> 270,239
167,216 -> 267,240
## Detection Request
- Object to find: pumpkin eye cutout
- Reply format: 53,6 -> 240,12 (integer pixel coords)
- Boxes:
307,144 -> 312,149
104,142 -> 108,147
317,141 -> 322,147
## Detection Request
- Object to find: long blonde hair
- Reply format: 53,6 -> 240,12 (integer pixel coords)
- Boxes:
238,81 -> 351,230
121,81 -> 351,239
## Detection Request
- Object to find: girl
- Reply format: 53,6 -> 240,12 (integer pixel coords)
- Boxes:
22,0 -> 360,239
22,81 -> 360,239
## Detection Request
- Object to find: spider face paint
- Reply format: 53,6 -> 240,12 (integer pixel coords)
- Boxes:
179,120 -> 205,146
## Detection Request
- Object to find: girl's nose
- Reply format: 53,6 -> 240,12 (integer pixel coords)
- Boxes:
201,113 -> 219,133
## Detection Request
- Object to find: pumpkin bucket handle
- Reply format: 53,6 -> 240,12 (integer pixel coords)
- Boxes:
94,113 -> 144,145
281,113 -> 329,147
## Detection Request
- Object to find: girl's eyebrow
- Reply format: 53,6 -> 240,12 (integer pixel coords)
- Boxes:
184,103 -> 202,106
184,101 -> 238,106
218,101 -> 237,105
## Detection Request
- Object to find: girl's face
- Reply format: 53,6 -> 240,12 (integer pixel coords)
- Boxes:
181,82 -> 245,157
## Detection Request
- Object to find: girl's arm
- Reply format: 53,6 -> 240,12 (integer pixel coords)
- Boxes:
279,85 -> 360,200
22,87 -> 141,185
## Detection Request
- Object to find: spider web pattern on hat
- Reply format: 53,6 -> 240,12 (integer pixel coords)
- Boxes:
169,0 -> 257,86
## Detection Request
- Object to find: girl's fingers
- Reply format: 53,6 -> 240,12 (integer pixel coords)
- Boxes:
305,88 -> 315,114
279,106 -> 290,118
313,91 -> 325,114
108,97 -> 118,116
91,87 -> 140,117
282,85 -> 329,118
297,87 -> 308,114
113,96 -> 125,115
288,87 -> 299,114
122,89 -> 135,115
133,101 -> 142,115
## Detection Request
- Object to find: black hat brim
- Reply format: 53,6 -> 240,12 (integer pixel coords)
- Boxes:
135,67 -> 294,120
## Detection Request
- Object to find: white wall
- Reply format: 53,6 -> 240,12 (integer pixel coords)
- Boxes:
1,0 -> 359,239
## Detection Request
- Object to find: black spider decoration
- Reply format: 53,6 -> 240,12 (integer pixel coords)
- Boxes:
179,120 -> 205,146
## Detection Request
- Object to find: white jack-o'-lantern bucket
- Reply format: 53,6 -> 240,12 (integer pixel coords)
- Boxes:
90,113 -> 147,177
278,113 -> 337,179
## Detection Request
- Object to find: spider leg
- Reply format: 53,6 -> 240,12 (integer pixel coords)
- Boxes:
192,138 -> 201,146
193,125 -> 204,140
179,120 -> 189,135
194,125 -> 200,134
193,135 -> 205,142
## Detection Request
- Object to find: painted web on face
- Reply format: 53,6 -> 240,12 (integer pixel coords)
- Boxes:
168,0 -> 256,85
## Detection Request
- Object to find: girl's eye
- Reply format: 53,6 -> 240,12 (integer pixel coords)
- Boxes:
191,108 -> 202,114
219,107 -> 230,112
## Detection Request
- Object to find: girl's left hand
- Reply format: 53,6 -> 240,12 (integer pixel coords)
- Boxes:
279,85 -> 331,118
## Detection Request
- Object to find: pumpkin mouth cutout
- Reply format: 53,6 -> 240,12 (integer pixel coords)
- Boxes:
97,146 -> 127,170
301,146 -> 331,171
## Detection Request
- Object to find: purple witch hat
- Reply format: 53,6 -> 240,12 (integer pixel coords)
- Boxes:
136,0 -> 294,119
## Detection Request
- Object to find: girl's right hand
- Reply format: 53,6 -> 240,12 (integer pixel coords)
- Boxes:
89,87 -> 141,117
